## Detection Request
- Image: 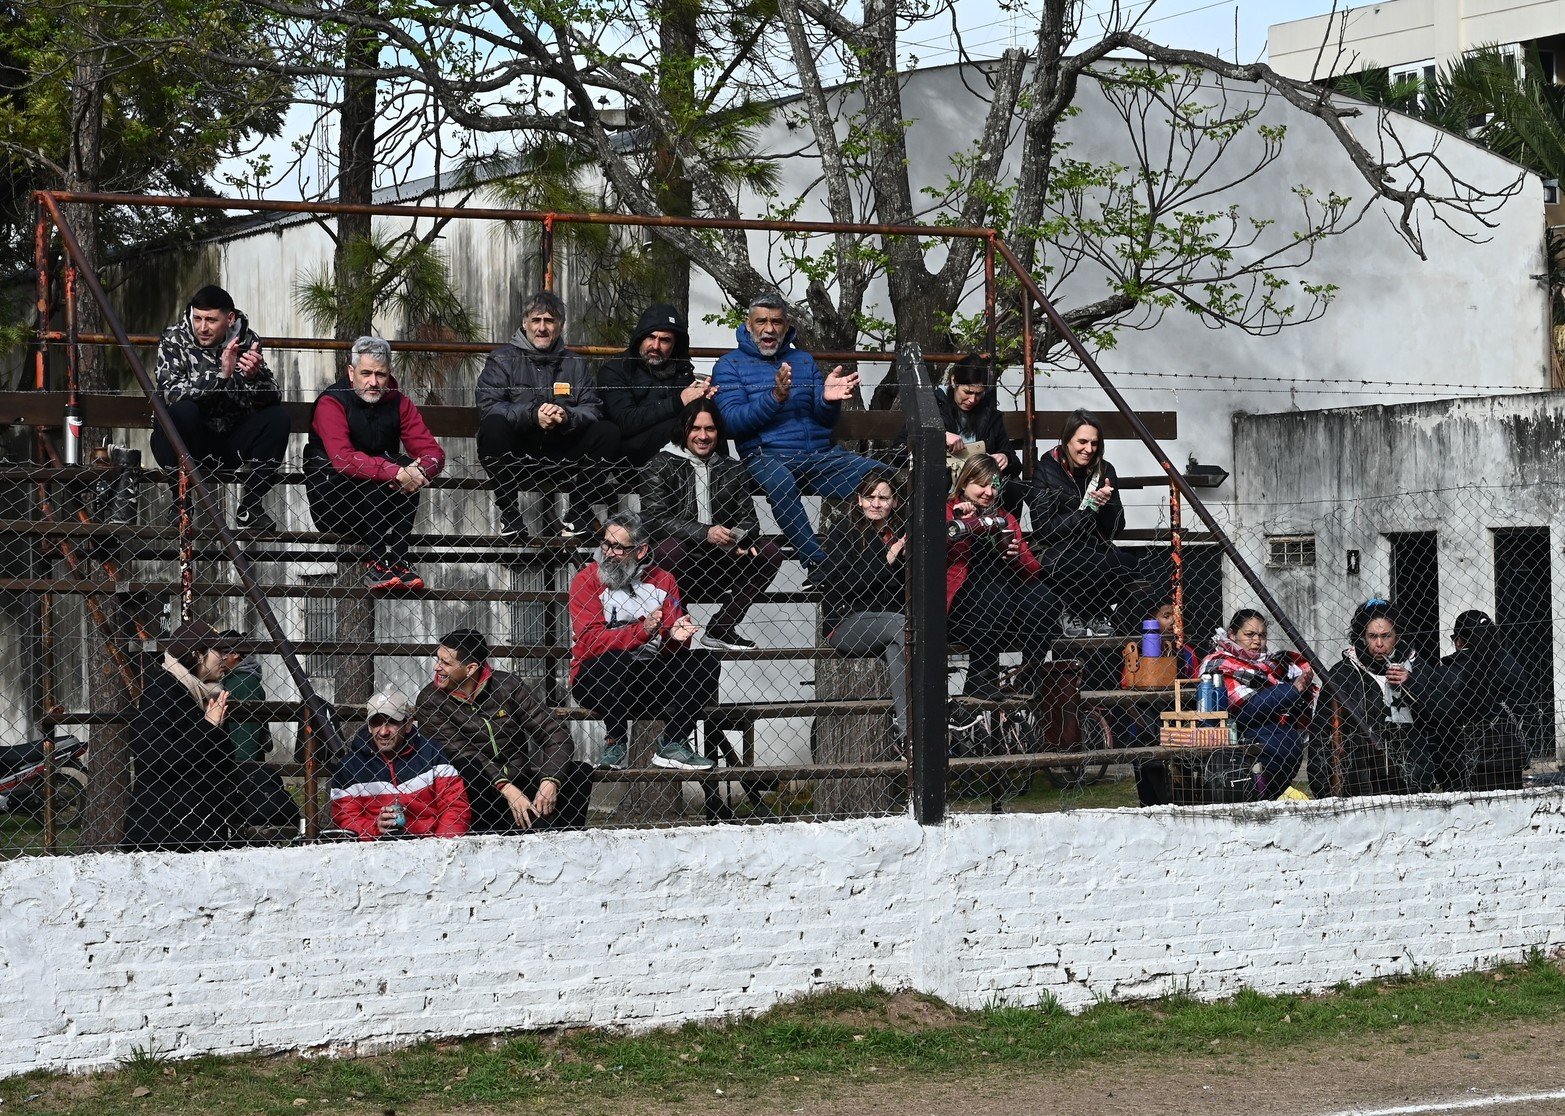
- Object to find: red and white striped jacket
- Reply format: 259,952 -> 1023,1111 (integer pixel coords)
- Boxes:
329,728 -> 471,840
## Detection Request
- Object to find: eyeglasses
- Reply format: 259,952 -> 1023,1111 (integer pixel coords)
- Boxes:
1364,597 -> 1389,607
600,540 -> 637,555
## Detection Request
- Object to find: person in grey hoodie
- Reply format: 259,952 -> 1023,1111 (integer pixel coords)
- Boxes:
638,399 -> 781,651
476,290 -> 622,538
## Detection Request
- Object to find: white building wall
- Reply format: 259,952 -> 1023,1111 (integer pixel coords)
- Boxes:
1270,0 -> 1565,81
4,797 -> 1563,1079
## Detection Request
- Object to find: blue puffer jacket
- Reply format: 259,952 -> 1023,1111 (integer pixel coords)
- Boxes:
713,325 -> 840,455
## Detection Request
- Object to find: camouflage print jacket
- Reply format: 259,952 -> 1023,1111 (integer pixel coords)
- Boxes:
153,309 -> 281,434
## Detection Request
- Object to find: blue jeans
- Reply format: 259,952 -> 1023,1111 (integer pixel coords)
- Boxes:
742,447 -> 883,567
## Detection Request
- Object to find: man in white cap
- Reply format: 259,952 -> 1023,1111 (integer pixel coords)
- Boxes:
329,686 -> 471,840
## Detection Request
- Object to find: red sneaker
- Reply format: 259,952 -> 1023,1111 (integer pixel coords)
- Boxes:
362,559 -> 400,592
392,562 -> 425,591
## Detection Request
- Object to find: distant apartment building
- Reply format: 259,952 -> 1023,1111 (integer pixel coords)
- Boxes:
1269,0 -> 1565,85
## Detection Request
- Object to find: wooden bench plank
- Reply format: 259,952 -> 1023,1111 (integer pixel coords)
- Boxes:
0,391 -> 1176,442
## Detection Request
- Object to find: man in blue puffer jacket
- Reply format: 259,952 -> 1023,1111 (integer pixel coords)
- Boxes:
712,292 -> 881,574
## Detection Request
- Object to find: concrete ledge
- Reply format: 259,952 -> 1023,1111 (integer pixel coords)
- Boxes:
3,790 -> 1563,1078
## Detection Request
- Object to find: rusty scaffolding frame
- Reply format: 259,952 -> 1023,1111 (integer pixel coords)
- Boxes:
22,188 -> 1328,833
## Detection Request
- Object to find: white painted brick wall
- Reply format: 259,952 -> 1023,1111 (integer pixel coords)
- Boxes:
4,791 -> 1565,1079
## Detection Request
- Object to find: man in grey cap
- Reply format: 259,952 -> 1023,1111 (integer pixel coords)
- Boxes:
329,686 -> 471,840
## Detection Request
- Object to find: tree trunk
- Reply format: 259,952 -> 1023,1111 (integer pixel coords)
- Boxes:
66,35 -> 133,850
332,13 -> 381,712
650,0 -> 698,315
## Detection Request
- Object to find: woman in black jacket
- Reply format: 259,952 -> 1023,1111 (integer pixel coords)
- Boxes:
1315,599 -> 1442,796
123,619 -> 241,851
819,471 -> 907,746
639,399 -> 782,651
936,355 -> 1023,515
1026,408 -> 1130,636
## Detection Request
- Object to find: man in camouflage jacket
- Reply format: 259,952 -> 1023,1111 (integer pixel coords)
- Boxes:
151,284 -> 290,531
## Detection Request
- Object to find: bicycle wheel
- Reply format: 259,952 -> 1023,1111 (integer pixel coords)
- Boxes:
1041,708 -> 1114,789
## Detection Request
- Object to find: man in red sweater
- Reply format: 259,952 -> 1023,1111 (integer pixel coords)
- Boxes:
303,336 -> 446,591
569,512 -> 721,771
330,687 -> 471,840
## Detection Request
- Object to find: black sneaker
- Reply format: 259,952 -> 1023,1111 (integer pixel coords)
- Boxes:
234,506 -> 277,533
700,626 -> 756,652
497,502 -> 526,539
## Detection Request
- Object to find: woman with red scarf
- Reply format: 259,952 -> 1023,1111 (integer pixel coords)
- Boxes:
1198,608 -> 1314,799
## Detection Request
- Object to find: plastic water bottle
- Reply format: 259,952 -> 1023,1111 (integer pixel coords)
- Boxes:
1140,619 -> 1163,659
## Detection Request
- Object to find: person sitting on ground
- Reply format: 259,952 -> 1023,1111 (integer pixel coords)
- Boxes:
330,687 -> 471,841
303,336 -> 445,592
416,627 -> 594,833
123,620 -> 241,852
1027,408 -> 1130,637
569,513 -> 721,771
945,455 -> 1061,700
1314,599 -> 1443,796
639,399 -> 783,651
1423,609 -> 1528,791
476,290 -> 623,539
936,355 -> 1023,516
819,471 -> 908,754
1199,609 -> 1314,800
150,284 -> 289,531
600,302 -> 714,468
712,291 -> 881,578
216,629 -> 270,763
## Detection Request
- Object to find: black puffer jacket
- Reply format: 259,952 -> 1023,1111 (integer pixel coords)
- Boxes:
638,446 -> 759,543
1027,446 -> 1124,547
598,303 -> 694,438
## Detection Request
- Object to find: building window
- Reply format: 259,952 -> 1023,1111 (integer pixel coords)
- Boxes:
1267,535 -> 1316,568
300,577 -> 336,679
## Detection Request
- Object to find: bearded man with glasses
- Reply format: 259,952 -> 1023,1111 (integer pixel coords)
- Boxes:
568,512 -> 721,771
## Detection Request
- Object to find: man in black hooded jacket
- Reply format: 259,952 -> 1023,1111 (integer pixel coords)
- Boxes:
598,303 -> 715,468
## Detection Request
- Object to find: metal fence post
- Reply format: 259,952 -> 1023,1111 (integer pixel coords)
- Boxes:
898,343 -> 949,825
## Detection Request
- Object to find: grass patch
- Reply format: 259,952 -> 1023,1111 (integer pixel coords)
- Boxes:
5,955 -> 1565,1115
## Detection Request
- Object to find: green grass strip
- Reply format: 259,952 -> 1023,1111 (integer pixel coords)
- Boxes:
6,951 -> 1563,1115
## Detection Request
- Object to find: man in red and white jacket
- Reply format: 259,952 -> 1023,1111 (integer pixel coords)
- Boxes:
569,512 -> 721,772
330,687 -> 471,840
303,336 -> 446,592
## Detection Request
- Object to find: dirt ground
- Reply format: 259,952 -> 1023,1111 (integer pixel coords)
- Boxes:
567,1015 -> 1565,1116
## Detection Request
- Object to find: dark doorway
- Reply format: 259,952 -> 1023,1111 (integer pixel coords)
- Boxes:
1494,527 -> 1556,760
1135,542 -> 1221,657
1388,531 -> 1440,665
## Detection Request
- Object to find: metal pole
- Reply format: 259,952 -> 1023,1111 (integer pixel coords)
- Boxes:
302,718 -> 319,840
1021,293 -> 1037,480
898,343 -> 950,825
1170,481 -> 1184,652
63,266 -> 81,464
542,213 -> 556,291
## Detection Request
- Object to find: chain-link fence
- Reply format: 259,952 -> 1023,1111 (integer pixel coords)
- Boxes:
7,195 -> 1559,857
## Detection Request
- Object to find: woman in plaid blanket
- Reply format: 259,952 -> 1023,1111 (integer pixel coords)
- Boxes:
1198,609 -> 1314,799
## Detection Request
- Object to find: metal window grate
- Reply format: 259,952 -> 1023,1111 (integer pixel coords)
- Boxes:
1266,535 -> 1316,568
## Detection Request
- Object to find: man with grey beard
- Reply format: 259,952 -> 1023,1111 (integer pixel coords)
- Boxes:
568,512 -> 721,771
